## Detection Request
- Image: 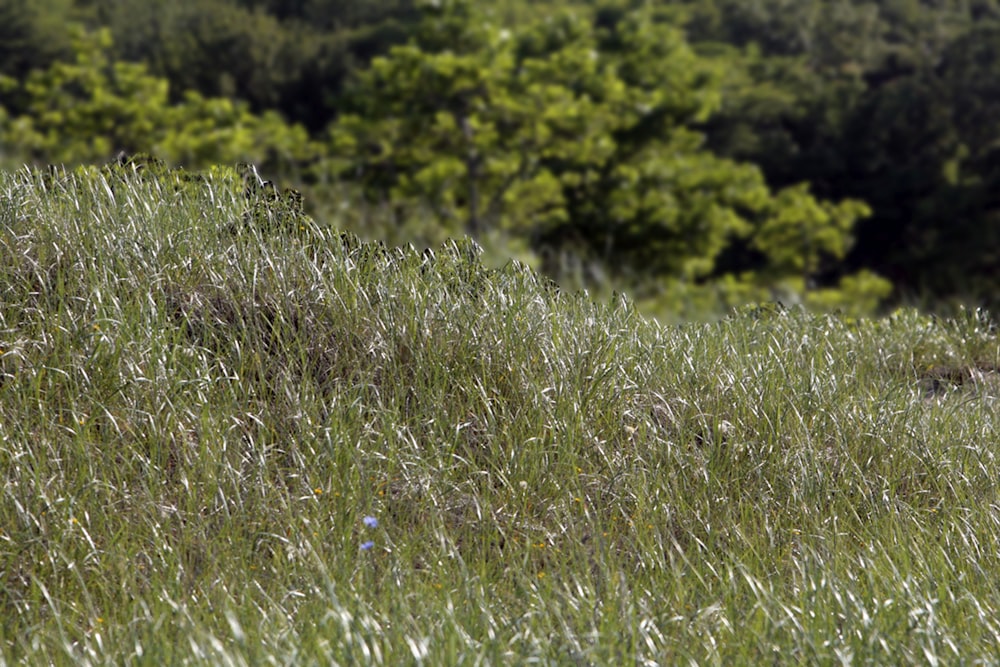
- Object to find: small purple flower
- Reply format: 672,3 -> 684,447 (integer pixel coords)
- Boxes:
363,516 -> 378,529
360,540 -> 375,551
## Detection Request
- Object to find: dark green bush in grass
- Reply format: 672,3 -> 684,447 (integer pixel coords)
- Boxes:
2,163 -> 1000,664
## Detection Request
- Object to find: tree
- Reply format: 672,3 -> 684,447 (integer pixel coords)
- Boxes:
0,0 -> 75,99
326,0 -> 888,311
77,0 -> 420,132
0,25 -> 318,173
658,0 -> 1000,308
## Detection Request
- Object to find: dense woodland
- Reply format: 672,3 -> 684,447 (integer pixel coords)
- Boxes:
2,0 -> 999,315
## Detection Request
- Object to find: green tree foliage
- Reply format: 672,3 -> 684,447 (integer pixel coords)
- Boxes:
84,0 -> 319,109
840,23 -> 1000,302
231,0 -> 418,29
669,0 -> 1000,307
327,0 -> 889,311
0,25 -> 318,172
0,0 -> 75,94
77,0 -> 419,131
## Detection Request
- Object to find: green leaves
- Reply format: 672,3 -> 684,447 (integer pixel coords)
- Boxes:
754,183 -> 870,275
329,3 -> 716,241
0,0 -> 896,316
325,0 -> 889,313
0,24 -> 318,173
6,26 -> 166,163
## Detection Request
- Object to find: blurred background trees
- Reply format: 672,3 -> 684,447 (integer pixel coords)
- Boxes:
1,0 -> 998,317
677,0 -> 1000,310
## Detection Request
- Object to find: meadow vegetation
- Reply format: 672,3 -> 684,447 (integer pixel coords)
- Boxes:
2,165 -> 1000,663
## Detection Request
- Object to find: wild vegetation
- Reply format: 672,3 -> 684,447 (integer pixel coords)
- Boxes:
3,164 -> 1000,663
4,2 -> 1000,660
3,0 -> 1000,313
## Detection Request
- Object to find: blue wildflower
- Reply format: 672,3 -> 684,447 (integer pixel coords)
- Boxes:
360,540 -> 375,551
363,516 -> 378,529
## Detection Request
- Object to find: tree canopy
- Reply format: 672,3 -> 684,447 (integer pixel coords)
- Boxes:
4,0 -> 1000,314
326,0 -> 889,312
0,26 -> 317,173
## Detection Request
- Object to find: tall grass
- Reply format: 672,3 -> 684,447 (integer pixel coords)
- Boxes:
2,164 -> 1000,664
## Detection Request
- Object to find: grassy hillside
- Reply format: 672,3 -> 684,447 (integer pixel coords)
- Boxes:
2,164 -> 1000,664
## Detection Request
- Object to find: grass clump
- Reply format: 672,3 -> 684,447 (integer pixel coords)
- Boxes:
2,164 -> 1000,664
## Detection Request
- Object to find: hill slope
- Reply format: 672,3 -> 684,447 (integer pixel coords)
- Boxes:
2,164 -> 1000,663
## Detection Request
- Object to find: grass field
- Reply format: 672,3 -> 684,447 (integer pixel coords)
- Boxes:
2,164 -> 1000,664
